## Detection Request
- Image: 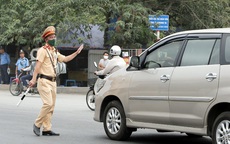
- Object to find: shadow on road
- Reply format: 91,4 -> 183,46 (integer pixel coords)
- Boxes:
97,132 -> 212,144
128,133 -> 212,144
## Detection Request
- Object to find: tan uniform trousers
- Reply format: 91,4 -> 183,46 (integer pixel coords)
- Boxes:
35,78 -> 56,131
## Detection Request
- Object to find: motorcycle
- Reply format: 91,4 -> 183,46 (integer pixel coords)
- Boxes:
9,72 -> 38,96
86,62 -> 105,111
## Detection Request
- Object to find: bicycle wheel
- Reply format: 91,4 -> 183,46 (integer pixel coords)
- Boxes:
86,89 -> 95,111
9,81 -> 23,96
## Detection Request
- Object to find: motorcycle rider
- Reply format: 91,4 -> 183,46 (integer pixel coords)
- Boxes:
94,45 -> 126,75
87,45 -> 125,111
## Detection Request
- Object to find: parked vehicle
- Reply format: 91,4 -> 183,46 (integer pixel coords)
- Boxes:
94,28 -> 230,144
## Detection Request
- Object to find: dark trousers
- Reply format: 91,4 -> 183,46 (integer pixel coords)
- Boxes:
20,74 -> 32,86
0,64 -> 9,84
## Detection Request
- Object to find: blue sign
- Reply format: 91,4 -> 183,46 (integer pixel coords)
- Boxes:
149,15 -> 169,31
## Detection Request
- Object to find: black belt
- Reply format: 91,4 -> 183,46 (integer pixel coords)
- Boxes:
39,74 -> 56,82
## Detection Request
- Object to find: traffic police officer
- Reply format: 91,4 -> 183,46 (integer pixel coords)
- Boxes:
29,26 -> 84,136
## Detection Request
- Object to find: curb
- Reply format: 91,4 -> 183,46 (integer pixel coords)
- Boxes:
1,84 -> 89,95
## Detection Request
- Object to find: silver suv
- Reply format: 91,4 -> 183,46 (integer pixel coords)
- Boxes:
94,28 -> 230,144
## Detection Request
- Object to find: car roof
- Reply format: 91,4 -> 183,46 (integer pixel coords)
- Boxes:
175,28 -> 230,35
163,28 -> 230,39
150,28 -> 230,47
142,28 -> 230,55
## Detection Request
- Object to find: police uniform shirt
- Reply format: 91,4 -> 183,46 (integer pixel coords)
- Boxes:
0,53 -> 10,65
36,46 -> 65,77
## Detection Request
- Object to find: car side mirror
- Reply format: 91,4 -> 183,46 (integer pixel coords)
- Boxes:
129,56 -> 140,69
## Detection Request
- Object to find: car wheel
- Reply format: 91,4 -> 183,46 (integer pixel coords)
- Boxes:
212,112 -> 230,144
103,100 -> 132,141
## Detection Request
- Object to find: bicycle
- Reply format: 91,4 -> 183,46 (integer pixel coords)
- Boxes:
9,73 -> 24,96
9,73 -> 38,96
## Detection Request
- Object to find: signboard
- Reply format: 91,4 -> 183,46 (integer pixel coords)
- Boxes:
149,15 -> 169,31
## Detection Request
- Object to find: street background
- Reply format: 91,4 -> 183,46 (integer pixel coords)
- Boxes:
0,89 -> 212,144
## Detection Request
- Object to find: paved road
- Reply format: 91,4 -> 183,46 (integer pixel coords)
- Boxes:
0,90 -> 212,144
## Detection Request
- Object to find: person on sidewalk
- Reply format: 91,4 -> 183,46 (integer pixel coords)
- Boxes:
98,52 -> 109,70
0,46 -> 10,84
29,26 -> 84,136
15,49 -> 29,77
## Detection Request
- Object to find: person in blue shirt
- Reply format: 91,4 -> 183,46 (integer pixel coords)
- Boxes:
20,60 -> 36,89
15,49 -> 29,77
0,46 -> 10,84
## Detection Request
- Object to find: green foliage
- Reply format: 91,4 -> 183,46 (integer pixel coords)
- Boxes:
0,0 -> 229,50
150,0 -> 230,30
0,0 -> 91,48
108,2 -> 155,48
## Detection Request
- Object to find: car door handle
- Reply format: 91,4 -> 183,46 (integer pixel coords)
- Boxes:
160,75 -> 170,83
205,73 -> 217,82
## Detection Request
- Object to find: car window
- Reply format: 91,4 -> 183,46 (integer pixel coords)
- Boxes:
144,41 -> 183,68
180,39 -> 217,66
225,36 -> 230,63
209,39 -> 220,65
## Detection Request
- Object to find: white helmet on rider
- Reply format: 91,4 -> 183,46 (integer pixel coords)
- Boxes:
110,45 -> 121,56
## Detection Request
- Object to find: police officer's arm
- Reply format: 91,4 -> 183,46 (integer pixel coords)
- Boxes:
29,61 -> 42,86
63,44 -> 84,62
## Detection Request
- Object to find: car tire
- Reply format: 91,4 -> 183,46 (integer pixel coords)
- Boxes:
212,112 -> 230,144
103,100 -> 132,141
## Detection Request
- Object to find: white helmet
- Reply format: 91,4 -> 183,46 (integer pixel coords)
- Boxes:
110,45 -> 121,56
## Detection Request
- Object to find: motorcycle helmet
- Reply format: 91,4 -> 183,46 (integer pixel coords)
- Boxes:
30,48 -> 38,61
110,45 -> 121,56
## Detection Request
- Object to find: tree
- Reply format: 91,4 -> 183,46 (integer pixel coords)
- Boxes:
87,0 -> 158,49
0,0 -> 92,49
148,0 -> 230,31
0,0 -> 229,52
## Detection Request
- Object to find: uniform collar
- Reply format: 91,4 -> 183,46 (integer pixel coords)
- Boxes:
20,57 -> 26,60
43,44 -> 55,51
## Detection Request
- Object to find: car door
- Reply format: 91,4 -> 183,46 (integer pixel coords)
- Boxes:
169,34 -> 221,128
127,39 -> 184,124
